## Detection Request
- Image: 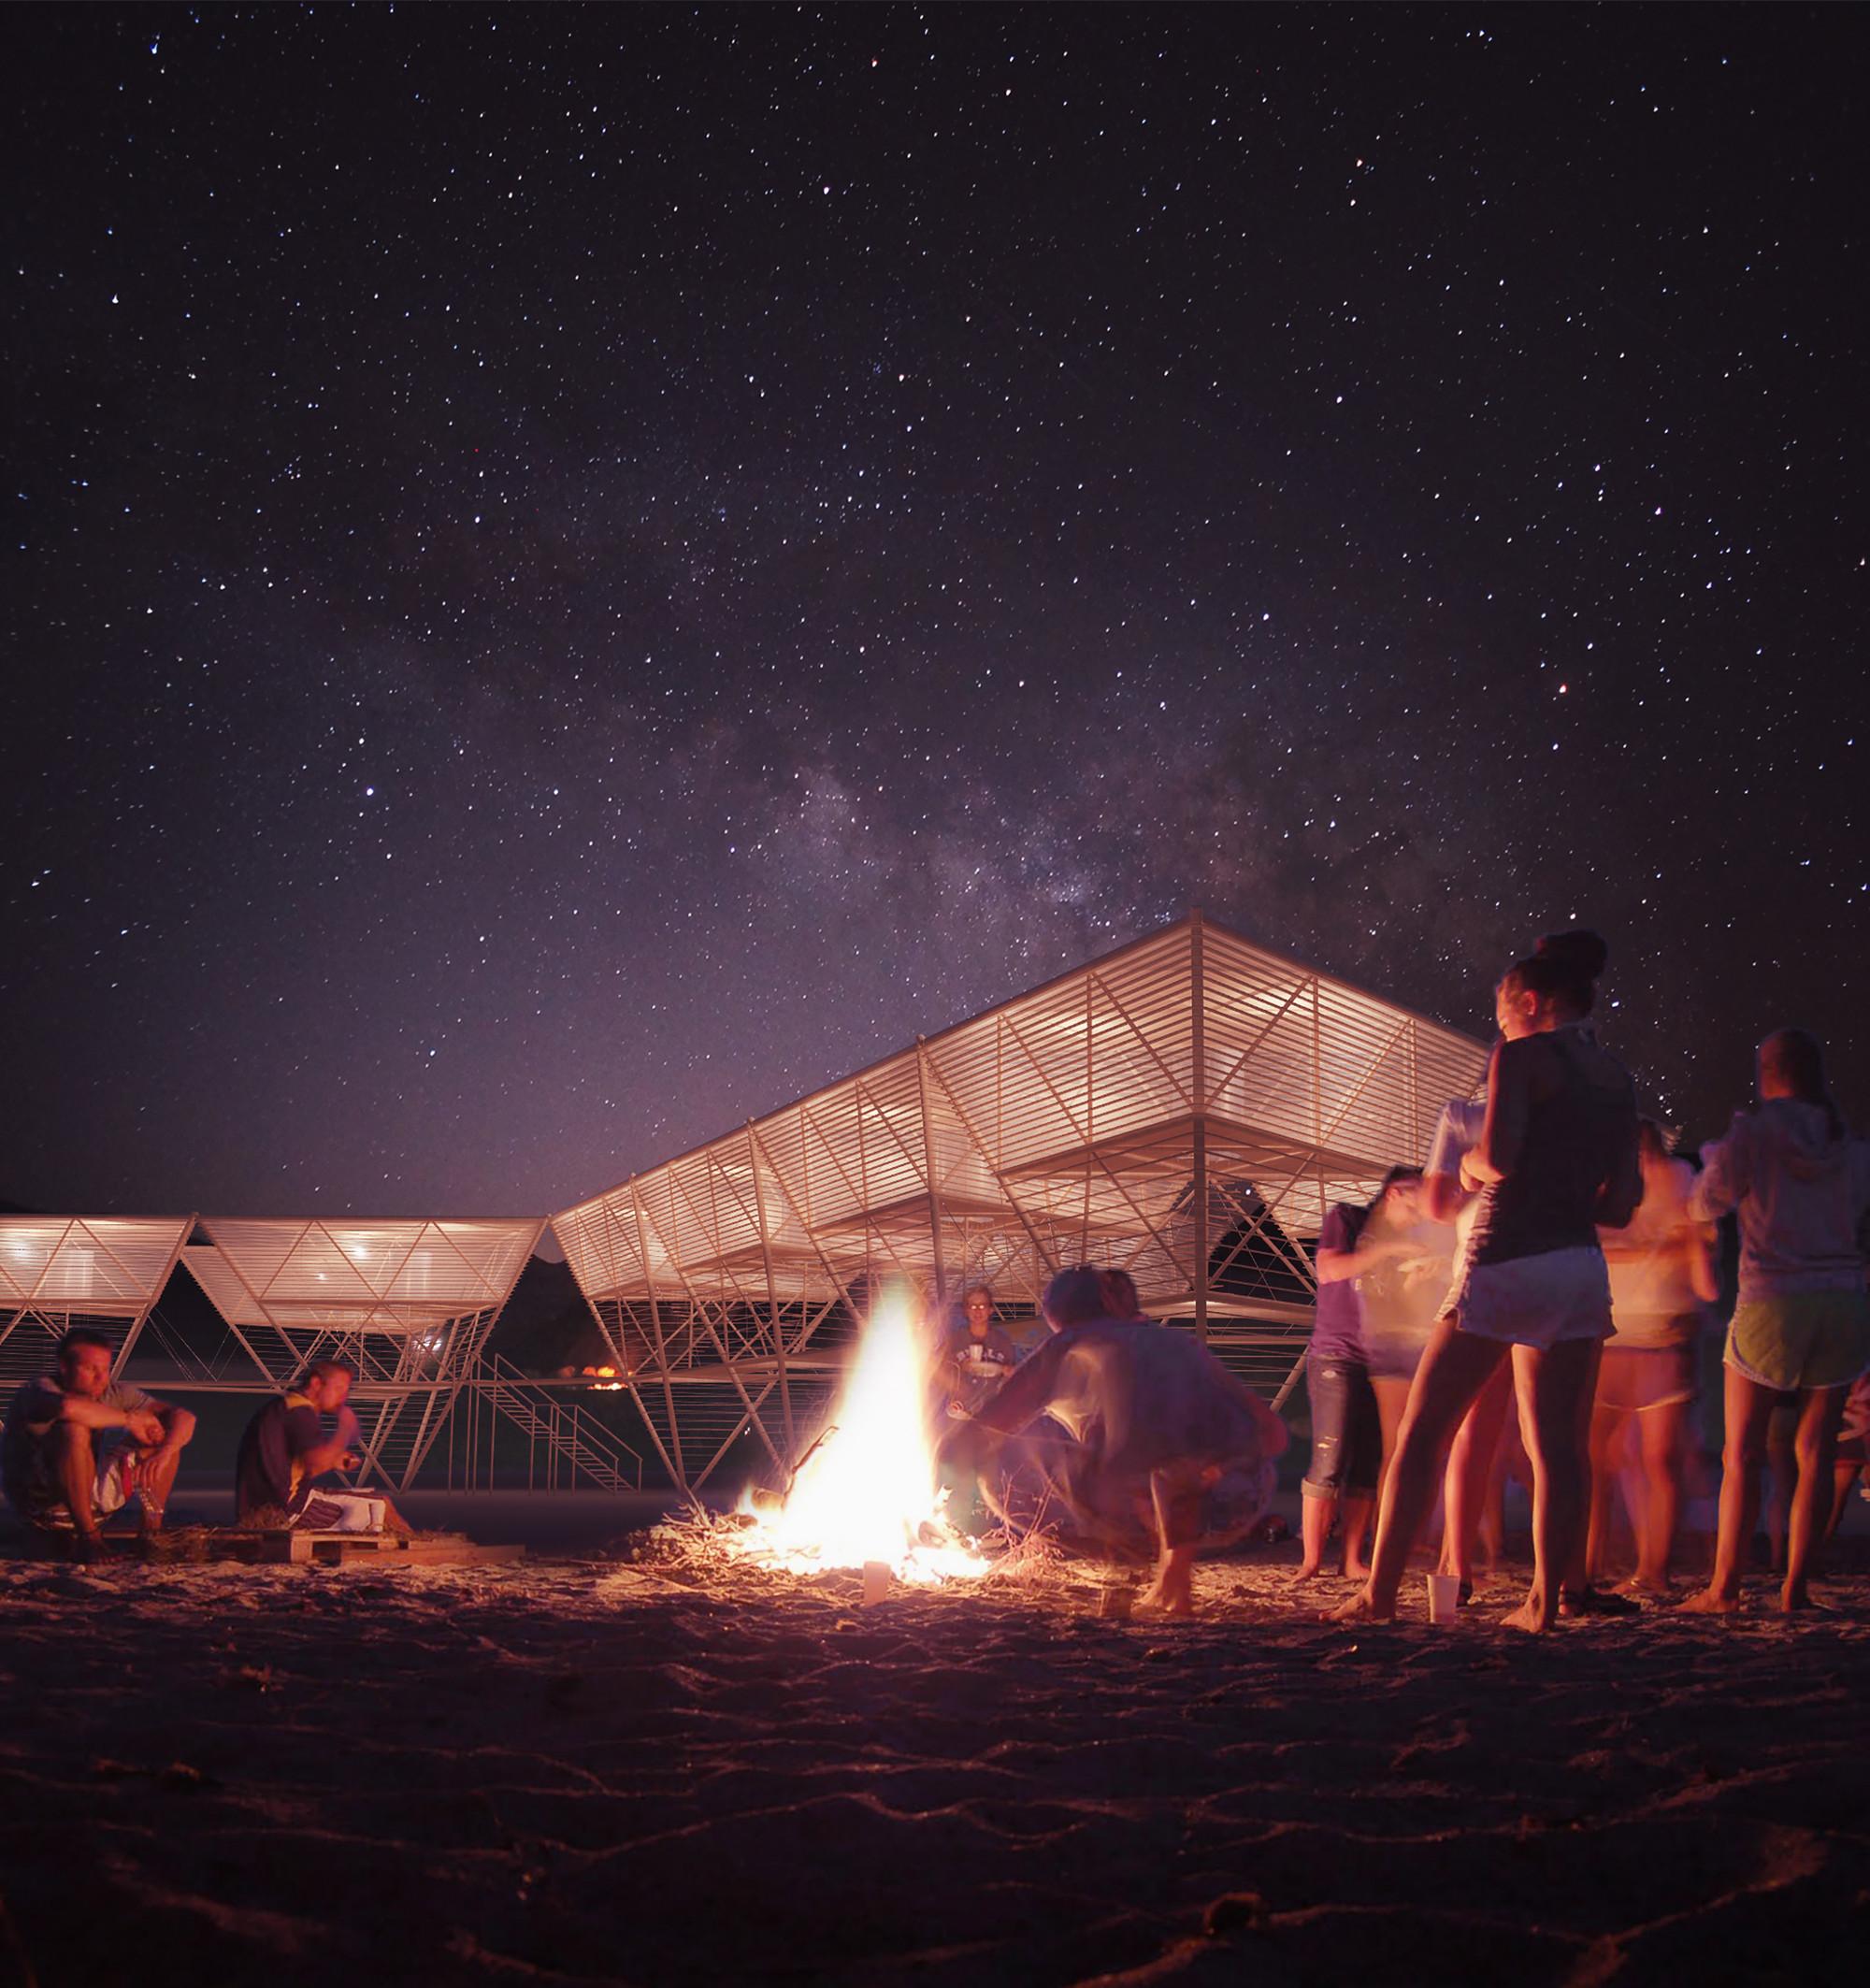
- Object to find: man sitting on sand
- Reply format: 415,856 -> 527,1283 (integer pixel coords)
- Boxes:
235,1360 -> 407,1532
1,1328 -> 197,1561
940,1265 -> 1287,1614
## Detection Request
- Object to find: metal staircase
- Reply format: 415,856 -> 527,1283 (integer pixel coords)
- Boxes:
458,1352 -> 644,1491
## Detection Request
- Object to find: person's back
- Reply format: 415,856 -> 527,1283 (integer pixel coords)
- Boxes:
1471,1025 -> 1636,1266
1036,1319 -> 1286,1472
1693,1097 -> 1870,1298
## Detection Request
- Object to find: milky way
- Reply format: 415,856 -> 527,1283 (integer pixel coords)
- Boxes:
7,6 -> 1864,1219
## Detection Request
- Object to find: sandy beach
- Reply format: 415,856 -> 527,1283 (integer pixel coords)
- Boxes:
4,1505 -> 1868,1988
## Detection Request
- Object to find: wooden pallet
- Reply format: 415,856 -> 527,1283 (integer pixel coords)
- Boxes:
233,1530 -> 525,1567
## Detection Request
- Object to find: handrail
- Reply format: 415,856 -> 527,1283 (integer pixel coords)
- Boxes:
468,1349 -> 645,1491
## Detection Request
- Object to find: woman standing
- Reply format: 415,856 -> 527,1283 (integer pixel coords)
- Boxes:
1588,1119 -> 1717,1592
1331,930 -> 1641,1633
1682,1030 -> 1870,1614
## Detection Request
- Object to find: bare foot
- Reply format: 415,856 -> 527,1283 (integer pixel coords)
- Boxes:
1138,1581 -> 1194,1617
1286,1563 -> 1324,1587
1677,1586 -> 1741,1615
1501,1596 -> 1555,1635
1779,1585 -> 1829,1615
1618,1574 -> 1675,1600
1343,1561 -> 1372,1582
1322,1589 -> 1391,1625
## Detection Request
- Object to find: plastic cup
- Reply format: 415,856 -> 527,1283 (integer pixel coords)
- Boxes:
1426,1572 -> 1461,1625
862,1560 -> 891,1606
1100,1584 -> 1135,1621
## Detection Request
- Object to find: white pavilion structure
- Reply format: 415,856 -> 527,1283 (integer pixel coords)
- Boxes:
0,1215 -> 194,1393
553,913 -> 1489,1495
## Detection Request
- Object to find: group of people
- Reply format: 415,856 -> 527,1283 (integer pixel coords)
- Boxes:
926,929 -> 1870,1627
1307,930 -> 1870,1628
0,1337 -> 395,1559
8,927 -> 1866,1621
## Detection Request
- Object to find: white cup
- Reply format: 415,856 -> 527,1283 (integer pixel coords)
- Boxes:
862,1560 -> 891,1606
1426,1572 -> 1461,1625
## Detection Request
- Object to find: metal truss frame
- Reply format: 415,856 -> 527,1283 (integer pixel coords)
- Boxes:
177,1217 -> 546,1491
0,1216 -> 194,1390
554,913 -> 1488,1496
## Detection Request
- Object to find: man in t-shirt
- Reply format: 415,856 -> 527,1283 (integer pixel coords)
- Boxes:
1,1328 -> 198,1561
236,1359 -> 404,1531
938,1285 -> 1020,1419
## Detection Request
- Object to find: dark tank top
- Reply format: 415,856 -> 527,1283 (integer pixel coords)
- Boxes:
1468,1025 -> 1637,1268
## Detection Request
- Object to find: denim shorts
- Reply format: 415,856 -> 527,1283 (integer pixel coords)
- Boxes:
1303,1354 -> 1379,1499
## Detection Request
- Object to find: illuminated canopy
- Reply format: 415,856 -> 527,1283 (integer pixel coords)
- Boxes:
181,1216 -> 545,1488
0,1215 -> 194,1388
554,913 -> 1488,1492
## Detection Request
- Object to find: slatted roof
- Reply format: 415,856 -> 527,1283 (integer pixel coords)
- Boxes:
182,1217 -> 544,1334
0,1216 -> 193,1318
554,913 -> 1488,1330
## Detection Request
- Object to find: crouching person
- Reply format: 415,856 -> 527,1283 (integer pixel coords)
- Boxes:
941,1265 -> 1288,1615
235,1361 -> 408,1534
1,1328 -> 197,1562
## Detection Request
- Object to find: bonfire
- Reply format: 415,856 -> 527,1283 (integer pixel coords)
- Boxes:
725,1287 -> 988,1586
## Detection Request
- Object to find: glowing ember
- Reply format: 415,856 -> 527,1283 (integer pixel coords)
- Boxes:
728,1286 -> 986,1585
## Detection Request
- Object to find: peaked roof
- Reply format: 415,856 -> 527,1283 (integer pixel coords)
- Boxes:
0,1216 -> 193,1318
182,1217 -> 544,1333
554,914 -> 1488,1322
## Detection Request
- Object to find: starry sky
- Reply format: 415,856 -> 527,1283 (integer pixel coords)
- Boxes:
7,5 -> 1865,1223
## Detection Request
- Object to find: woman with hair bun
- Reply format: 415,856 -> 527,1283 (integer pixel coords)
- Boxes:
1331,929 -> 1641,1634
1682,1029 -> 1870,1614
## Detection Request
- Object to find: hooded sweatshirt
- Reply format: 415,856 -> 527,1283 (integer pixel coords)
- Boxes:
1689,1098 -> 1870,1301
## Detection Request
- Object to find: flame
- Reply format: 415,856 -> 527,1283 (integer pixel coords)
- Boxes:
727,1285 -> 985,1586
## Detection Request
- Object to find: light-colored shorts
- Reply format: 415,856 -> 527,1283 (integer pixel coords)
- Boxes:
1596,1344 -> 1696,1415
1451,1246 -> 1612,1350
17,1437 -> 134,1530
1363,1328 -> 1431,1384
1726,1289 -> 1870,1394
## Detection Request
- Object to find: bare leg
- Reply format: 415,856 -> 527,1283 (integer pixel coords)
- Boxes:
50,1423 -> 102,1554
1560,1337 -> 1608,1603
1783,1387 -> 1846,1611
1370,1376 -> 1411,1507
1330,1322 -> 1507,1621
1681,1367 -> 1776,1613
1290,1491 -> 1335,1582
133,1444 -> 183,1534
1340,1491 -> 1373,1579
1141,1467 -> 1204,1615
1763,1408 -> 1795,1571
1585,1396 -> 1626,1584
1503,1338 -> 1601,1634
1827,1460 -> 1860,1541
1440,1360 -> 1512,1587
1631,1398 -> 1685,1590
1142,1542 -> 1197,1615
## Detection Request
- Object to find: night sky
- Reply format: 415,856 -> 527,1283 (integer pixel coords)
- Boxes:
7,5 -> 1865,1224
